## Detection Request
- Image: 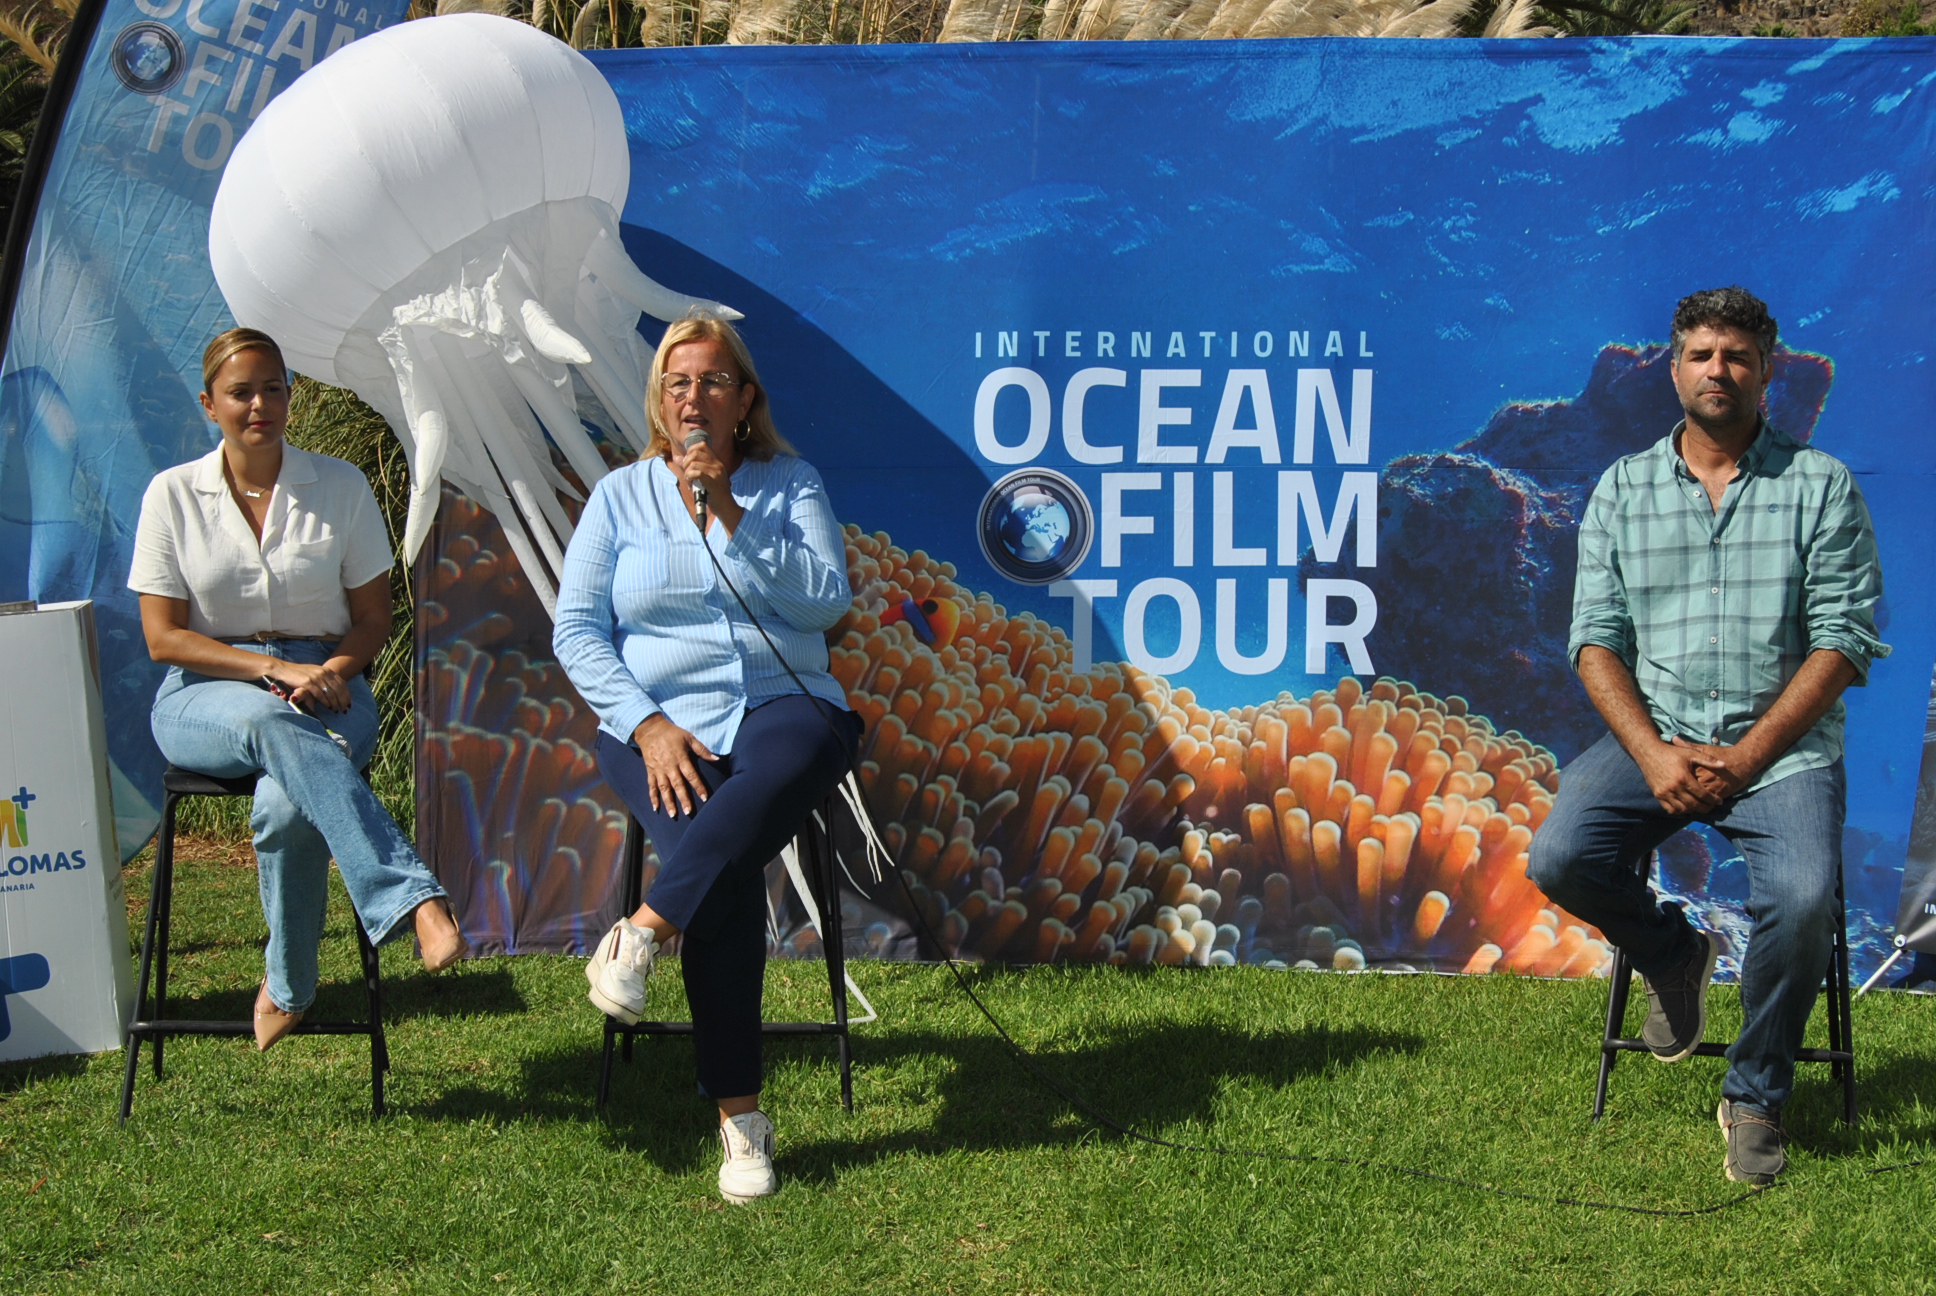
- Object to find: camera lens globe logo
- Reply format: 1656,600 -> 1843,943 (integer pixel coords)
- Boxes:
977,470 -> 1093,586
111,22 -> 184,95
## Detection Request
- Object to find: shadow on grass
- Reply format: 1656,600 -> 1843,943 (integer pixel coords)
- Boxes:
400,1014 -> 1424,1178
1789,1052 -> 1936,1156
0,1053 -> 91,1092
122,966 -> 529,1027
779,1018 -> 1424,1186
378,967 -> 529,1023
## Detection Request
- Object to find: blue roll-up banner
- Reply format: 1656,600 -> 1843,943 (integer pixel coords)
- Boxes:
0,0 -> 408,853
7,28 -> 1934,975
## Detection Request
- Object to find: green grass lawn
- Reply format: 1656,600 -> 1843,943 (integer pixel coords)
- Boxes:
3,841 -> 1933,1294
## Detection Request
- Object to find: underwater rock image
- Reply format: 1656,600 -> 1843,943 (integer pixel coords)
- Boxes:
1361,343 -> 1834,762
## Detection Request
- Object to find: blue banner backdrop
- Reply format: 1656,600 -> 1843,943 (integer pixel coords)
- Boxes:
0,0 -> 407,855
551,38 -> 1931,978
407,37 -> 1936,971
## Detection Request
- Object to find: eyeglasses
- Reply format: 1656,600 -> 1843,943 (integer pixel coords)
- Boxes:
661,371 -> 742,400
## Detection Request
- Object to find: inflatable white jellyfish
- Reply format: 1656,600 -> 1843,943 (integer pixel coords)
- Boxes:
208,14 -> 736,611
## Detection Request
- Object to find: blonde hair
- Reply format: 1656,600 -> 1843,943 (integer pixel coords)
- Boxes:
644,313 -> 795,462
202,327 -> 287,394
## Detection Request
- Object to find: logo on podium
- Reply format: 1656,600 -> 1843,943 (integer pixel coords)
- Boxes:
0,954 -> 51,1041
0,786 -> 30,847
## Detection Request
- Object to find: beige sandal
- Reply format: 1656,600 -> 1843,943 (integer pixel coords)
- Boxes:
252,985 -> 304,1052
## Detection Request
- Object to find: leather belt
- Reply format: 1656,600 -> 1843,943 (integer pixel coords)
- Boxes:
220,632 -> 338,644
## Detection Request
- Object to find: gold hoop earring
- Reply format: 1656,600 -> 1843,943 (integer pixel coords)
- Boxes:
735,420 -> 751,442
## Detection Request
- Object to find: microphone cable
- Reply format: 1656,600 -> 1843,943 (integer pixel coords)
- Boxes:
680,489 -> 1922,1216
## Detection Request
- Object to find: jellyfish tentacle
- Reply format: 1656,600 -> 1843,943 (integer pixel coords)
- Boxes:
518,297 -> 594,366
382,325 -> 456,562
416,330 -> 569,608
569,323 -> 654,451
404,409 -> 451,561
502,358 -> 610,491
474,342 -> 585,501
434,342 -> 577,546
583,226 -> 741,322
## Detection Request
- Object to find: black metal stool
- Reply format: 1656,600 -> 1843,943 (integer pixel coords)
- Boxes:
597,795 -> 856,1112
1594,852 -> 1855,1125
119,765 -> 390,1123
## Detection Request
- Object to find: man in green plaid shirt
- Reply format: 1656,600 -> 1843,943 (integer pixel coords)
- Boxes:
1529,286 -> 1888,1187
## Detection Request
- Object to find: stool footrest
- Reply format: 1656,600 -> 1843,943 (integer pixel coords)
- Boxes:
129,1019 -> 379,1038
1602,1037 -> 1851,1064
608,1019 -> 846,1037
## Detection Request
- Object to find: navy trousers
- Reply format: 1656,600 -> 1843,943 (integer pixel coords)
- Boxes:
595,693 -> 861,1099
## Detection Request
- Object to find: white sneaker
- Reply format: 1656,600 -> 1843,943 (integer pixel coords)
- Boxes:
585,919 -> 657,1024
718,1110 -> 778,1204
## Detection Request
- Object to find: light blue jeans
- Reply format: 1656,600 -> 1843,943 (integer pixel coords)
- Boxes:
150,641 -> 445,1013
1528,733 -> 1843,1114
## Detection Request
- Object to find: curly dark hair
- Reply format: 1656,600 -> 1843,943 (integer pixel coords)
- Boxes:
1670,286 -> 1778,363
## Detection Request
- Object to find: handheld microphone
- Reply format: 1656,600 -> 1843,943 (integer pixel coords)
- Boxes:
683,429 -> 711,531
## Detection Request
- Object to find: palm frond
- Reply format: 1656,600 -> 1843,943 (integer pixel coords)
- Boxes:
0,1 -> 67,76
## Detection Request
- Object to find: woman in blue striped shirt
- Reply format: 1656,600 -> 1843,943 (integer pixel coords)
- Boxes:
552,313 -> 860,1204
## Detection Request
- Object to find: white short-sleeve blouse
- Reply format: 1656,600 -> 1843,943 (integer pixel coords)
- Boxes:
127,445 -> 393,640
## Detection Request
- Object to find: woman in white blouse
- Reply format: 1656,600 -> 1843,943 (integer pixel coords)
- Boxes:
553,314 -> 860,1204
129,328 -> 465,1052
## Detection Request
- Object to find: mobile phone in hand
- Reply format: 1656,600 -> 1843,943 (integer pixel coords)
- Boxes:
260,675 -> 315,715
259,675 -> 351,757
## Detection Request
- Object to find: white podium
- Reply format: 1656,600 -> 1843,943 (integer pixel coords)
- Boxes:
0,600 -> 135,1060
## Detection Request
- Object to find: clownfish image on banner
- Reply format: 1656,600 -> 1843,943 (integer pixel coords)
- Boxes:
879,596 -> 961,647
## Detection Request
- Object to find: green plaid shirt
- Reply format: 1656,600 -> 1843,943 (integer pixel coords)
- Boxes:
1568,419 -> 1889,793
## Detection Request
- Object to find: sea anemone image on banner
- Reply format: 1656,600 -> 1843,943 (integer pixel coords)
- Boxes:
831,527 -> 1610,976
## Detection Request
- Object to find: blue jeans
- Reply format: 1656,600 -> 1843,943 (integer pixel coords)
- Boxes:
1528,733 -> 1843,1113
150,641 -> 446,1013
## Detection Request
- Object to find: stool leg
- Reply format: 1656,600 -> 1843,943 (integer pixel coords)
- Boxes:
355,920 -> 387,1117
597,1018 -> 618,1110
357,919 -> 388,1073
811,805 -> 854,1114
151,812 -> 177,1081
619,819 -> 643,1069
1832,888 -> 1857,1127
1822,941 -> 1844,1084
1594,946 -> 1634,1120
120,795 -> 176,1125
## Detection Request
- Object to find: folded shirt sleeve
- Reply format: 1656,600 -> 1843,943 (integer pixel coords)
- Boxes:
338,473 -> 395,590
1567,463 -> 1636,671
552,476 -> 663,741
1803,464 -> 1890,686
127,474 -> 189,600
721,458 -> 854,634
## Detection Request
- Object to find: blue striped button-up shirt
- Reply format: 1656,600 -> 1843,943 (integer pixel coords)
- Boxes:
552,454 -> 853,755
1568,420 -> 1889,793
